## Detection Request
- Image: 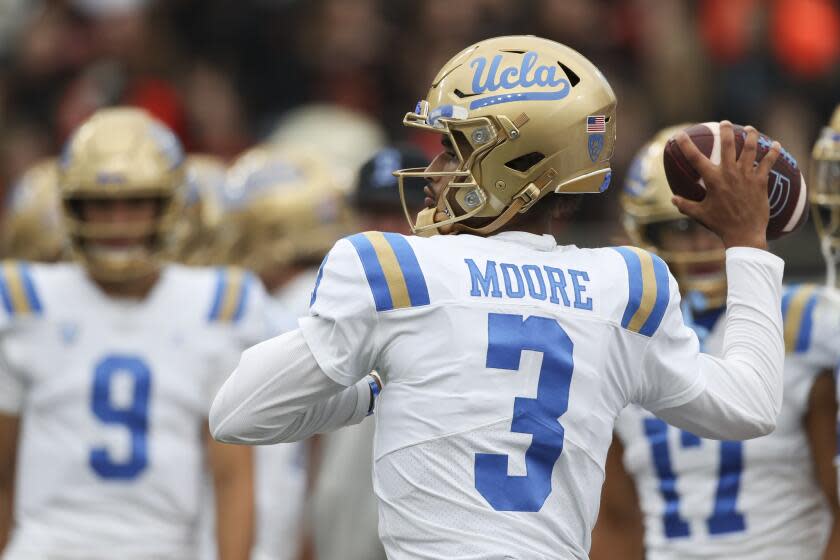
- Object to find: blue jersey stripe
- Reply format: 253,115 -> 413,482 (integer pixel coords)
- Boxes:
347,234 -> 393,311
231,272 -> 252,323
208,268 -> 226,321
639,254 -> 670,337
0,269 -> 13,315
19,263 -> 42,313
612,247 -> 643,329
383,233 -> 430,307
781,285 -> 795,320
795,291 -> 819,353
309,255 -> 327,308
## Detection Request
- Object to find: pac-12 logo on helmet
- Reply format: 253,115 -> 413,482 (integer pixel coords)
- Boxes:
394,35 -> 616,236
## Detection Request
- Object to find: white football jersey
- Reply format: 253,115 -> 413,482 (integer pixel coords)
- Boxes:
0,261 -> 267,560
251,270 -> 315,560
615,284 -> 840,560
299,230 -> 779,560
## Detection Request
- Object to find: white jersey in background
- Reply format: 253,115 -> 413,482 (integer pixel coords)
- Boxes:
616,283 -> 840,560
0,261 -> 267,560
251,270 -> 314,560
211,231 -> 786,560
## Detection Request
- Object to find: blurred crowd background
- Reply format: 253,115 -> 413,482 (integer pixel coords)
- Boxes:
0,0 -> 838,274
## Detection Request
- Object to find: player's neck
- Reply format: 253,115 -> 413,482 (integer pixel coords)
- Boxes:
91,270 -> 161,300
493,212 -> 554,237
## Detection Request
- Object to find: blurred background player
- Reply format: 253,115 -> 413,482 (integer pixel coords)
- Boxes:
0,107 -> 266,559
810,105 -> 840,503
301,145 -> 429,560
219,144 -> 355,560
1,158 -> 66,262
591,125 -> 840,560
173,154 -> 228,267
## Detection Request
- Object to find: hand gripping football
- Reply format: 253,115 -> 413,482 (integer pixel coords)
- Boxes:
663,122 -> 808,240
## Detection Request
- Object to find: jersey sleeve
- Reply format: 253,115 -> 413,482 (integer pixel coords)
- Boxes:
610,247 -> 705,411
298,234 -> 384,387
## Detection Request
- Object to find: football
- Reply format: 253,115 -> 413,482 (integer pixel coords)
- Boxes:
663,122 -> 808,240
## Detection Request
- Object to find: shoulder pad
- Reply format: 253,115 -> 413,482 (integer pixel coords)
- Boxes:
344,231 -> 430,312
207,266 -> 255,324
609,246 -> 670,337
0,260 -> 43,317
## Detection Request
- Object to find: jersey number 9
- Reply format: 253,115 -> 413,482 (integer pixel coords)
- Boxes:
89,355 -> 152,480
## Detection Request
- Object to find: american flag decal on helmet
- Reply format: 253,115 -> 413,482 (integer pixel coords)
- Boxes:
586,115 -> 606,133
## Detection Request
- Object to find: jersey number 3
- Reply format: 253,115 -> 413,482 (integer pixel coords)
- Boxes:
475,313 -> 574,512
90,355 -> 151,480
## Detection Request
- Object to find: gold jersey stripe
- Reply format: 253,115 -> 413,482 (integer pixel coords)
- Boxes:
627,248 -> 657,333
783,285 -> 817,353
365,232 -> 411,310
219,268 -> 244,322
3,262 -> 30,314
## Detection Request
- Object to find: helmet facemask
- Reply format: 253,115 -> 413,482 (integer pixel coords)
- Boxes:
62,192 -> 183,283
396,101 -> 512,236
631,217 -> 727,310
810,147 -> 840,288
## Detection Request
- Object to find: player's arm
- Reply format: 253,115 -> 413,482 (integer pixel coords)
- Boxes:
636,123 -> 785,439
0,414 -> 18,553
205,427 -> 254,560
210,329 -> 376,444
803,371 -> 840,560
590,437 -> 644,560
211,237 -> 382,445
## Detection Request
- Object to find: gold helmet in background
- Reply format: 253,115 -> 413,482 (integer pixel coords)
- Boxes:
172,154 -> 227,265
621,125 -> 727,309
810,104 -> 840,288
1,158 -> 68,261
219,145 -> 355,275
395,35 -> 616,236
58,107 -> 186,282
270,104 -> 386,193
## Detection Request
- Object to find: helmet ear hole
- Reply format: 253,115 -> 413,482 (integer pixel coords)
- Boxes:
504,152 -> 545,172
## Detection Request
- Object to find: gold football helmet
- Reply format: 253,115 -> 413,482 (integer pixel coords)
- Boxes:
1,158 -> 68,262
621,125 -> 727,309
219,145 -> 355,274
395,35 -> 616,236
811,104 -> 840,288
171,155 -> 227,265
58,107 -> 186,282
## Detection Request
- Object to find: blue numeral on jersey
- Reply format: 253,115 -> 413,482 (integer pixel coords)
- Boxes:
708,440 -> 746,534
475,313 -> 574,512
90,355 -> 151,480
644,418 -> 745,538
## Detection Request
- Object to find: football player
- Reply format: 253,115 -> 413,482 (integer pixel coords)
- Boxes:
590,125 -> 840,560
210,36 -> 787,559
0,108 -> 265,559
173,154 -> 229,266
811,105 -> 840,501
219,145 -> 359,560
1,159 -> 67,262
